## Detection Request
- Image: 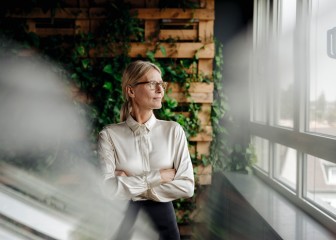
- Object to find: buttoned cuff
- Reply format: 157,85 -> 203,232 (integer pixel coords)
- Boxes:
145,170 -> 162,189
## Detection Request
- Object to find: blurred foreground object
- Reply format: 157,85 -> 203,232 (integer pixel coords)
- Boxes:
0,44 -> 156,239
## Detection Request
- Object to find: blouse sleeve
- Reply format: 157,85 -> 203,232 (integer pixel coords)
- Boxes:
148,124 -> 195,202
98,129 -> 161,200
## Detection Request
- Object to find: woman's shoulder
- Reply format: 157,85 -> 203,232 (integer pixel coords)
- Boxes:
100,122 -> 127,133
156,119 -> 182,130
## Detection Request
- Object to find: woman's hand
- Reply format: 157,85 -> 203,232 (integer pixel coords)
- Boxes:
115,170 -> 128,177
160,169 -> 176,183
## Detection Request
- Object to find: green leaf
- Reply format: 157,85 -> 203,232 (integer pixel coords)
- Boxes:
159,45 -> 167,57
103,64 -> 113,74
81,59 -> 90,69
146,51 -> 155,61
76,45 -> 86,56
70,73 -> 78,80
103,82 -> 112,91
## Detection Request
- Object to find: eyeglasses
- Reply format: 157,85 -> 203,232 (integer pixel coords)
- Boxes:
131,81 -> 168,90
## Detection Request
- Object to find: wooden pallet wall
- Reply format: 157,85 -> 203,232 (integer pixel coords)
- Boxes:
7,0 -> 214,185
6,1 -> 216,237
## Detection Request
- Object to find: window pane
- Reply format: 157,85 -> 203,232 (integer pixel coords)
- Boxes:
252,136 -> 269,172
274,144 -> 297,190
274,0 -> 296,128
251,0 -> 270,123
305,155 -> 336,216
308,0 -> 336,136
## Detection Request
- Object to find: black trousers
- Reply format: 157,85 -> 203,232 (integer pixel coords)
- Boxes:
114,200 -> 180,240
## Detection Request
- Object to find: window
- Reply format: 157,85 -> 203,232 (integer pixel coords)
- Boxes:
251,0 -> 336,231
308,0 -> 336,136
274,144 -> 297,190
274,0 -> 296,128
306,155 -> 336,215
252,136 -> 269,172
251,0 -> 271,123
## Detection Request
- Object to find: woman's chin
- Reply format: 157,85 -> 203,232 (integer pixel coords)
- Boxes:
152,103 -> 162,109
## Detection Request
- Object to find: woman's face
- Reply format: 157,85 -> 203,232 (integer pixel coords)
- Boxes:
128,68 -> 164,112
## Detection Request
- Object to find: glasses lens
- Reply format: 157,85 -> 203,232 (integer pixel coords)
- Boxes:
147,82 -> 167,90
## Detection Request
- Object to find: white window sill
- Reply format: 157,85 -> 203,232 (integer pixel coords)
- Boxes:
223,172 -> 336,240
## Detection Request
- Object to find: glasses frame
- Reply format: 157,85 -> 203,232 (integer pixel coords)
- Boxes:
131,81 -> 168,90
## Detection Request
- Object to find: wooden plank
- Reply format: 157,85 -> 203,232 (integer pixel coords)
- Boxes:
196,165 -> 212,175
189,126 -> 212,141
159,29 -> 197,41
90,42 -> 214,58
167,82 -> 213,93
199,0 -> 207,8
132,8 -> 214,20
199,21 -> 214,42
189,82 -> 214,92
173,109 -> 210,126
198,174 -> 212,185
198,59 -> 213,77
27,20 -> 36,33
75,19 -> 90,34
196,141 -> 211,156
198,103 -> 211,125
145,20 -> 159,40
204,0 -> 215,10
7,6 -> 214,20
174,111 -> 209,128
168,92 -> 213,103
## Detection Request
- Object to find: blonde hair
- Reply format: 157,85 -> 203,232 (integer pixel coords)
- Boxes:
120,60 -> 161,122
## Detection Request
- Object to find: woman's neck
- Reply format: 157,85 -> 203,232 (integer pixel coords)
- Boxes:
130,109 -> 153,124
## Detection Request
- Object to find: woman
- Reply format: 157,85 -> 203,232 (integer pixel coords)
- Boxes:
98,60 -> 195,240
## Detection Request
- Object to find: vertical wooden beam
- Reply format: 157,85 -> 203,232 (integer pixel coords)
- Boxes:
145,21 -> 159,41
198,59 -> 213,77
27,20 -> 36,33
75,19 -> 90,34
197,141 -> 211,157
145,0 -> 159,41
198,103 -> 212,126
199,20 -> 214,42
204,0 -> 215,10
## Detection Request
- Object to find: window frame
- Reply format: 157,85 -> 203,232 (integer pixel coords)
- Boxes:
251,0 -> 336,233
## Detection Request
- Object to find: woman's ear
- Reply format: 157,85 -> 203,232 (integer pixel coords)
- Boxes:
127,85 -> 135,98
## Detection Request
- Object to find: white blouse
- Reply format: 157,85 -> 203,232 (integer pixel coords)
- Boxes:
98,114 -> 195,202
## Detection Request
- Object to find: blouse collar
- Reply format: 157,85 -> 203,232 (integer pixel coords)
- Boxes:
126,113 -> 157,132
